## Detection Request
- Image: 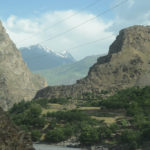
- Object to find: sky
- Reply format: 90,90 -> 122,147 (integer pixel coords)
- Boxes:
0,0 -> 150,60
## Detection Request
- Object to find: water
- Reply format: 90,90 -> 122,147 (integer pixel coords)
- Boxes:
34,144 -> 86,150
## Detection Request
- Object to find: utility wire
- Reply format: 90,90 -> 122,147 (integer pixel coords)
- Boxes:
17,0 -> 126,62
6,1 -> 127,93
46,0 -> 103,28
39,0 -> 126,44
21,35 -> 114,63
69,35 -> 115,50
16,0 -> 103,45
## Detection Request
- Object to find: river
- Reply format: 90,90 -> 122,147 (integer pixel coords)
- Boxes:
34,144 -> 86,150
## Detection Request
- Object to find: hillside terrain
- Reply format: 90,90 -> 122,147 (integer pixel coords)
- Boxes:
20,45 -> 75,71
0,21 -> 47,110
35,55 -> 99,85
35,25 -> 150,100
9,86 -> 150,150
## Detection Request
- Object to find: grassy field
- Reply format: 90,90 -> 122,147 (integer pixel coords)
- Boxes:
41,102 -> 125,125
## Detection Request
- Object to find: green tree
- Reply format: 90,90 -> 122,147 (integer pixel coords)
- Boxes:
79,126 -> 99,145
120,129 -> 140,150
31,130 -> 42,142
45,128 -> 65,143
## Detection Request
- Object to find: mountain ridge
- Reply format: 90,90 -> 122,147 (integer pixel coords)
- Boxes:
35,25 -> 150,99
0,21 -> 47,110
20,44 -> 75,71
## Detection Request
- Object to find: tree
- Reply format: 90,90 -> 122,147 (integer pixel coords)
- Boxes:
45,128 -> 65,143
79,126 -> 99,145
31,130 -> 42,142
120,129 -> 140,150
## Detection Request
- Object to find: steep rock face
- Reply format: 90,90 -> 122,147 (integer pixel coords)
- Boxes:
35,25 -> 150,99
0,21 -> 47,110
0,107 -> 34,150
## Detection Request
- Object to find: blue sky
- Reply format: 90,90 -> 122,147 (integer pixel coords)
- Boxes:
0,0 -> 150,60
0,0 -> 113,19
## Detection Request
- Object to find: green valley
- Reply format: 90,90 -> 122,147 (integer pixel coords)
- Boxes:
8,86 -> 150,150
34,55 -> 100,85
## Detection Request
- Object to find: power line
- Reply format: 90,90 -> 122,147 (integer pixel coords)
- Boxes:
21,34 -> 114,63
46,0 -> 103,29
8,1 -> 126,90
39,0 -> 126,44
16,0 -> 103,45
17,0 -> 125,63
16,0 -> 126,46
69,35 -> 115,50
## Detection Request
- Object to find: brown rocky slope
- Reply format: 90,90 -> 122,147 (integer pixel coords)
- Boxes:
0,21 -> 47,110
35,25 -> 150,99
0,107 -> 34,150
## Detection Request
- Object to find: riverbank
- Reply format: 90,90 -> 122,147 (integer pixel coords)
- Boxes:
33,144 -> 86,150
33,142 -> 110,150
33,144 -> 110,150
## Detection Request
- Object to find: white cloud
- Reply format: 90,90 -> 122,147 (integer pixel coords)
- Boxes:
110,0 -> 150,32
3,10 -> 114,60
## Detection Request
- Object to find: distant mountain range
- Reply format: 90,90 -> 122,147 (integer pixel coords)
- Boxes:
34,55 -> 100,85
20,44 -> 75,71
20,44 -> 100,85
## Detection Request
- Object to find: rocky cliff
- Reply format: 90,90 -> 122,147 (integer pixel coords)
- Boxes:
35,25 -> 150,99
0,21 -> 47,110
0,107 -> 34,150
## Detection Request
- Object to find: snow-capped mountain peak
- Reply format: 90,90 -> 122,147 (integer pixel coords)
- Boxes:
21,44 -> 74,60
19,44 -> 76,71
55,51 -> 75,61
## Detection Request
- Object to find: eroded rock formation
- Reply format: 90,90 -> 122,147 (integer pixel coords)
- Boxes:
35,25 -> 150,99
0,21 -> 47,110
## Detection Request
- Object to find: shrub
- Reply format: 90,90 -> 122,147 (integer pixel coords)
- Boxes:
79,126 -> 99,146
45,128 -> 65,143
98,126 -> 112,140
31,130 -> 42,142
120,129 -> 140,150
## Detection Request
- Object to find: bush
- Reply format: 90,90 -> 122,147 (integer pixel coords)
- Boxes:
48,98 -> 68,104
79,126 -> 99,146
63,124 -> 73,138
120,129 -> 140,150
45,128 -> 65,143
31,130 -> 42,142
9,100 -> 31,114
141,127 -> 150,140
98,126 -> 112,140
47,110 -> 90,123
109,123 -> 120,132
48,120 -> 57,129
35,98 -> 49,108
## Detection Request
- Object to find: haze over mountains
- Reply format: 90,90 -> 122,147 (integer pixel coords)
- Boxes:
20,44 -> 75,71
35,55 -> 100,85
20,44 -> 99,85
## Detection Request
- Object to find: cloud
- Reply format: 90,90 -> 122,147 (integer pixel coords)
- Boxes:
128,0 -> 134,8
3,10 -> 114,60
110,0 -> 150,32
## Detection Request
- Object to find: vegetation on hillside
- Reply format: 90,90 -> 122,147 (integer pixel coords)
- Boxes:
34,55 -> 99,85
8,86 -> 150,149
